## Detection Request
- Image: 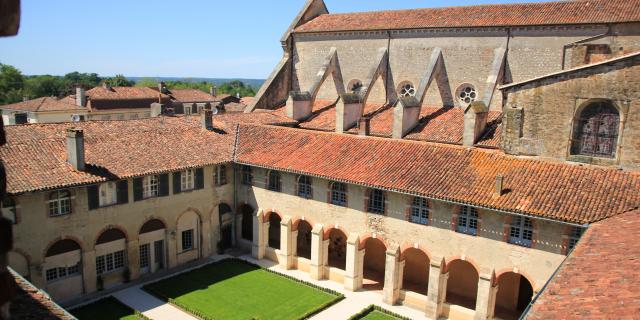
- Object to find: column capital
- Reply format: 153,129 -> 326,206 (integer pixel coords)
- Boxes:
311,224 -> 324,235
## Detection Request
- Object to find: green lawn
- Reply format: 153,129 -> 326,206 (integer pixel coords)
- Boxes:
144,259 -> 340,320
71,297 -> 138,320
360,310 -> 403,320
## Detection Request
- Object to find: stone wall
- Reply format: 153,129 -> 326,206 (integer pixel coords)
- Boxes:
7,165 -> 234,303
501,56 -> 640,169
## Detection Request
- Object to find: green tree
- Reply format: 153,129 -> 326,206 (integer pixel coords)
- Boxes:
103,74 -> 134,87
24,75 -> 67,98
134,77 -> 158,88
63,72 -> 102,91
0,63 -> 25,105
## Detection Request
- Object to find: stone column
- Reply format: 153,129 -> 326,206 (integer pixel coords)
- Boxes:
251,209 -> 266,259
310,224 -> 325,280
126,240 -> 140,281
345,233 -> 364,291
278,216 -> 294,269
166,230 -> 178,269
383,245 -> 403,305
426,258 -> 448,319
475,273 -> 494,320
82,250 -> 97,293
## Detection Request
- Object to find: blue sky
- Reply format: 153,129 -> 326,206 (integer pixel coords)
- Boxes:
0,0 -> 547,79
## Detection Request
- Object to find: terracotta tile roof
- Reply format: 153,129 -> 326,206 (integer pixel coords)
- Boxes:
84,86 -> 171,110
240,96 -> 255,105
0,97 -> 86,113
1,117 -> 234,194
224,102 -> 249,113
476,118 -> 502,149
9,268 -> 75,320
234,124 -> 640,224
345,103 -> 392,135
212,110 -> 298,128
165,89 -> 216,103
295,0 -> 640,33
298,99 -> 340,131
526,209 -> 640,319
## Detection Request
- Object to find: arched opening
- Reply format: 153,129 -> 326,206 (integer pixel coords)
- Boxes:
295,220 -> 312,259
401,248 -> 430,295
44,239 -> 83,301
362,237 -> 387,290
446,260 -> 479,310
571,100 -> 620,158
494,272 -> 534,320
268,213 -> 281,249
240,204 -> 254,241
139,219 -> 166,274
176,211 -> 201,264
218,203 -> 233,251
327,228 -> 347,270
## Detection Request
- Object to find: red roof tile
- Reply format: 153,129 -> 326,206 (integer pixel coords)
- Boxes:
527,210 -> 640,319
296,0 -> 640,33
1,117 -> 234,194
85,86 -> 171,110
293,99 -> 338,131
234,124 -> 640,224
9,268 -> 74,320
165,89 -> 216,103
0,97 -> 85,113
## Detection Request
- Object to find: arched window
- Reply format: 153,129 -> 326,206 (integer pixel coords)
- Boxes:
297,175 -> 312,199
241,165 -> 253,185
398,82 -> 416,97
330,182 -> 347,206
411,197 -> 429,225
367,189 -> 385,214
509,216 -> 534,247
48,190 -> 71,217
267,170 -> 281,192
571,101 -> 620,158
1,195 -> 17,224
456,206 -> 478,236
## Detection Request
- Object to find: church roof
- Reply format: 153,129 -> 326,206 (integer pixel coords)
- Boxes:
295,0 -> 640,33
526,209 -> 640,319
234,123 -> 639,224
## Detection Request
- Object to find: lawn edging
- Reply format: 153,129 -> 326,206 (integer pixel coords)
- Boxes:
348,304 -> 412,320
142,257 -> 345,320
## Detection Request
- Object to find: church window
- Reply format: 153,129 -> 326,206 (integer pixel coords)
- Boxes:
456,83 -> 477,106
398,82 -> 416,97
571,100 -> 619,158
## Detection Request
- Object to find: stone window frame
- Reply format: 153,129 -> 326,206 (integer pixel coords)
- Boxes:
143,175 -> 159,199
328,181 -> 348,207
181,229 -> 194,252
397,81 -> 417,97
48,189 -> 72,217
455,83 -> 478,107
568,98 -> 625,165
296,175 -> 313,199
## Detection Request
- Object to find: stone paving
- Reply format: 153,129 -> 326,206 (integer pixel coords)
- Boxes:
108,254 -> 430,320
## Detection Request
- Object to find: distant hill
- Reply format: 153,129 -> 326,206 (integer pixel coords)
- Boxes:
128,77 -> 265,89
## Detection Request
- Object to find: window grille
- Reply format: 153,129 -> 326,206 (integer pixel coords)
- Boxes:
181,169 -> 195,190
330,182 -> 347,206
509,216 -> 534,247
411,197 -> 429,225
571,101 -> 619,158
367,189 -> 385,214
297,175 -> 312,198
267,171 -> 281,192
182,229 -> 194,251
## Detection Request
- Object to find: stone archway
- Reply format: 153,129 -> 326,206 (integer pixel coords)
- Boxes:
268,213 -> 282,249
295,220 -> 312,259
494,272 -> 534,320
362,237 -> 386,290
326,228 -> 347,270
139,219 -> 167,275
445,259 -> 479,310
43,238 -> 84,301
401,248 -> 430,295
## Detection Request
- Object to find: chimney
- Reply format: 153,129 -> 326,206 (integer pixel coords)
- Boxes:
336,93 -> 363,133
75,87 -> 86,107
150,103 -> 164,117
285,91 -> 313,121
493,174 -> 504,198
201,109 -> 213,130
462,101 -> 489,146
358,117 -> 371,136
158,81 -> 167,94
392,96 -> 421,139
210,86 -> 217,97
66,128 -> 85,171
236,92 -> 241,99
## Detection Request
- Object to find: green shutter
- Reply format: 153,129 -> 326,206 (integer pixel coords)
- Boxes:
87,185 -> 99,210
195,168 -> 204,190
158,174 -> 169,197
116,180 -> 128,204
133,177 -> 143,201
173,172 -> 182,194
